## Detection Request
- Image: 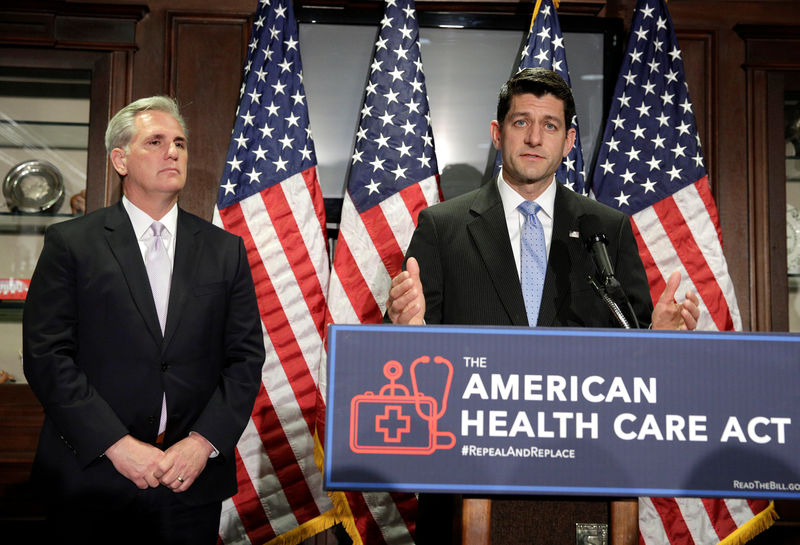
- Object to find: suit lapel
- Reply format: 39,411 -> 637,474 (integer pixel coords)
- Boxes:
104,202 -> 163,344
539,183 -> 587,326
162,209 -> 201,350
467,182 -> 528,326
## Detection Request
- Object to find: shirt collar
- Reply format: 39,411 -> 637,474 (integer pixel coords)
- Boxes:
497,173 -> 557,221
122,195 -> 178,240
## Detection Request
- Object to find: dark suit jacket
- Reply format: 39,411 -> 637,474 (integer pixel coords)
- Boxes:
23,201 -> 265,507
406,180 -> 653,328
407,180 -> 654,545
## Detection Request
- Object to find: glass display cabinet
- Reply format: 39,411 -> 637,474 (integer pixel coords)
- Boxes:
0,68 -> 91,384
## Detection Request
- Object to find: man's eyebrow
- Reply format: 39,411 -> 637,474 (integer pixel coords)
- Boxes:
506,111 -> 529,121
152,134 -> 188,144
507,109 -> 561,118
142,132 -> 186,141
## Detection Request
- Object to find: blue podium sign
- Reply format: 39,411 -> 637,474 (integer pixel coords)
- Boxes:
324,324 -> 800,499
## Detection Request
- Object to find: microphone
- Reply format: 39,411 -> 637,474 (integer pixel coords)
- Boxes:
579,214 -> 615,283
579,214 -> 639,329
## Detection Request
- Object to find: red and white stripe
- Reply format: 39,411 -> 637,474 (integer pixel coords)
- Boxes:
214,167 -> 335,544
324,175 -> 440,545
631,176 -> 777,544
630,177 -> 741,332
640,498 -> 774,545
327,175 -> 440,326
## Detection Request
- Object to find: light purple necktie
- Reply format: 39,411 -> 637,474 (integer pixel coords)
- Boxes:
144,221 -> 171,437
144,221 -> 172,334
518,201 -> 547,326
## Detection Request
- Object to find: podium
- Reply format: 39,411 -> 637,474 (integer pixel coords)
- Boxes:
324,324 -> 800,543
459,497 -> 636,545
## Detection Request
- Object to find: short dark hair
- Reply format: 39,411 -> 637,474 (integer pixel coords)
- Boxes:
496,68 -> 576,130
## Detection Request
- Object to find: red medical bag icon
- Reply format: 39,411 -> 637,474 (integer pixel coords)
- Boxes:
349,356 -> 456,455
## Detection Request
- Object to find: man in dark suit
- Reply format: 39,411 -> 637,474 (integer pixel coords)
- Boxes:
387,68 -> 698,330
23,96 -> 265,544
386,68 -> 699,543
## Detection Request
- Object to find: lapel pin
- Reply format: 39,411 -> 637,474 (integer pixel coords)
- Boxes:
569,230 -> 580,238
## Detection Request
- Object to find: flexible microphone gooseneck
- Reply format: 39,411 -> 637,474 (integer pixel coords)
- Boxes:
579,215 -> 640,329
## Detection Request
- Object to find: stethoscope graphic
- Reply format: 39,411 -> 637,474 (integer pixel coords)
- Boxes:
376,356 -> 456,449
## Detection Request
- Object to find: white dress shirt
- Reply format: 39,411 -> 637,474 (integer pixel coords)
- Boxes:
497,173 -> 557,280
122,196 -> 178,268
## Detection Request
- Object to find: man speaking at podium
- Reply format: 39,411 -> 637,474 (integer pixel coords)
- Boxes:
386,68 -> 700,543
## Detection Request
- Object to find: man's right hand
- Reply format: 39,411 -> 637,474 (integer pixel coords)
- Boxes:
386,257 -> 426,325
105,434 -> 165,489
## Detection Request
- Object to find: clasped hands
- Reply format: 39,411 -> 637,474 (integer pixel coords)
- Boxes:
387,257 -> 700,330
105,433 -> 214,493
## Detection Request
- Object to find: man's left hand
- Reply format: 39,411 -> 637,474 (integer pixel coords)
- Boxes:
651,270 -> 700,330
154,433 -> 215,492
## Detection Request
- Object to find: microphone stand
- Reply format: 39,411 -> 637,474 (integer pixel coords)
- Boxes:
586,275 -> 640,330
579,218 -> 641,330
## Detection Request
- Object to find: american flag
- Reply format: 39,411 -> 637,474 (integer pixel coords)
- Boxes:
497,0 -> 587,194
325,0 -> 440,346
325,0 -> 441,542
591,0 -> 776,542
213,0 -> 337,543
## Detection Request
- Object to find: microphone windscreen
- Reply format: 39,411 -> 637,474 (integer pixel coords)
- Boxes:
579,214 -> 605,245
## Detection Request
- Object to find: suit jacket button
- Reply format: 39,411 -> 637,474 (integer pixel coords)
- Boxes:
148,416 -> 156,424
161,362 -> 169,372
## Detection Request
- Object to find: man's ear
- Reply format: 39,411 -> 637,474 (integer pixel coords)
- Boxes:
110,148 -> 127,176
562,127 -> 577,158
490,120 -> 502,151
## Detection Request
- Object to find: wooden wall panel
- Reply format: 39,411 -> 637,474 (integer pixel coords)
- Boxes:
165,12 -> 252,220
736,25 -> 800,333
678,30 -> 715,194
709,25 -> 750,329
0,385 -> 44,533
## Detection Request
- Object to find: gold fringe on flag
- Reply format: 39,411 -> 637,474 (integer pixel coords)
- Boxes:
264,509 -> 339,545
329,491 -> 363,545
314,428 -> 364,545
262,431 -> 343,545
717,501 -> 779,545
